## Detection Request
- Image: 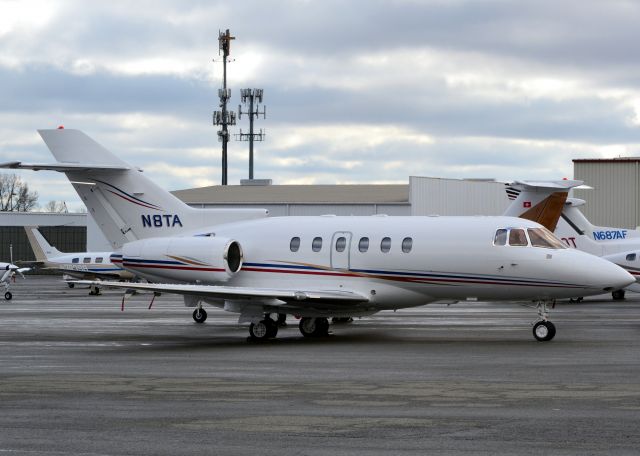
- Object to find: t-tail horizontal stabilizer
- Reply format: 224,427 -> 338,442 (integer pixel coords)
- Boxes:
503,180 -> 588,231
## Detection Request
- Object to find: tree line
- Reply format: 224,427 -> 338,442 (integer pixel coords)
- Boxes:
0,173 -> 80,213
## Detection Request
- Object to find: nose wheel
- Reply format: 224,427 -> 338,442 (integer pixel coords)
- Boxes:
532,300 -> 556,341
4,291 -> 12,300
533,320 -> 556,341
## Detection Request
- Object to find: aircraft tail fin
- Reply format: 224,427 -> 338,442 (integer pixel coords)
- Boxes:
38,128 -> 130,168
24,226 -> 62,261
0,129 -> 268,249
503,180 -> 586,231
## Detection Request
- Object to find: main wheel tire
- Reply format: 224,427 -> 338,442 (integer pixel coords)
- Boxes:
67,283 -> 75,289
299,317 -> 317,337
299,317 -> 329,337
266,318 -> 279,338
4,291 -> 12,300
249,321 -> 270,341
533,320 -> 556,342
192,308 -> 208,323
612,289 -> 626,300
314,317 -> 329,336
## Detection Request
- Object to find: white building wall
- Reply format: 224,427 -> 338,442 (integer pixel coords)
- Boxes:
410,176 -> 509,216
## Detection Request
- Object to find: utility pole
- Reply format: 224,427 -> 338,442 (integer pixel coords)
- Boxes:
212,29 -> 236,185
237,89 -> 266,180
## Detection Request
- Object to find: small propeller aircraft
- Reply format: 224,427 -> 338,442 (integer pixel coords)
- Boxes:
1,245 -> 30,300
22,226 -> 134,295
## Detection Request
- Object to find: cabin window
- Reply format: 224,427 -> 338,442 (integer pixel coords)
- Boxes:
290,237 -> 300,252
83,257 -> 91,263
71,258 -> 79,264
527,228 -> 566,249
335,236 -> 346,252
402,237 -> 413,253
380,237 -> 391,253
626,253 -> 636,261
95,257 -> 103,264
508,229 -> 528,246
312,237 -> 323,252
494,229 -> 507,246
358,237 -> 369,252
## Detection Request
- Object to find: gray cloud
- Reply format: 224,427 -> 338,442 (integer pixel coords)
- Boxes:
2,0 -> 640,208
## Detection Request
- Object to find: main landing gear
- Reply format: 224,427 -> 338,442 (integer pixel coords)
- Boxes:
247,316 -> 331,341
532,300 -> 556,342
299,317 -> 330,338
4,291 -> 12,300
249,315 -> 279,341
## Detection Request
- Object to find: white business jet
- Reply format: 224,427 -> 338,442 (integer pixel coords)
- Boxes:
505,180 -> 640,300
23,226 -> 134,294
0,129 -> 634,342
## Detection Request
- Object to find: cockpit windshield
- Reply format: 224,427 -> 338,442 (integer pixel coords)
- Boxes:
527,228 -> 566,249
509,229 -> 528,246
493,227 -> 566,249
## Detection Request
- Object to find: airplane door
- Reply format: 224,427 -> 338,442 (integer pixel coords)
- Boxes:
330,232 -> 352,270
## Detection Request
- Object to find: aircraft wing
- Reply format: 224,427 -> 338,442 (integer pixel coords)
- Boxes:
0,161 -> 129,172
71,280 -> 370,304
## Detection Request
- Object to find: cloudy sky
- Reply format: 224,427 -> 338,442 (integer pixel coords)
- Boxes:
2,0 -> 640,210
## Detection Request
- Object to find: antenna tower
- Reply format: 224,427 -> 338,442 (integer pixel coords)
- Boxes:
237,89 -> 266,180
212,29 -> 236,185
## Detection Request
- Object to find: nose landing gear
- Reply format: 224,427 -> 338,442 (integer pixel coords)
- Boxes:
532,300 -> 556,342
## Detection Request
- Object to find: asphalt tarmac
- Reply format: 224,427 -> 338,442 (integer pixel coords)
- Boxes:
1,276 -> 639,455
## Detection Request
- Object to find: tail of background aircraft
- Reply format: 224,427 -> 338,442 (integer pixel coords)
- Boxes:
1,129 -> 268,249
24,226 -> 62,261
502,180 -> 583,231
502,180 -> 640,255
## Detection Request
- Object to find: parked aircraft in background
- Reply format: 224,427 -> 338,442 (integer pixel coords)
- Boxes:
0,261 -> 30,300
23,226 -> 134,295
1,129 -> 634,342
505,180 -> 640,300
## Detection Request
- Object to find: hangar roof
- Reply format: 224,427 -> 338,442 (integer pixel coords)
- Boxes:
171,184 -> 409,204
573,157 -> 640,163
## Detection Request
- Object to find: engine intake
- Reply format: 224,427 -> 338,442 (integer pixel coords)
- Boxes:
122,236 -> 243,283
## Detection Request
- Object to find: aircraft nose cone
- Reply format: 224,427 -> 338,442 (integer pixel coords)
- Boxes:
598,261 -> 635,291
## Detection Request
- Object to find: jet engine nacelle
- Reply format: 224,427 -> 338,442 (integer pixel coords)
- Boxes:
122,236 -> 243,283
